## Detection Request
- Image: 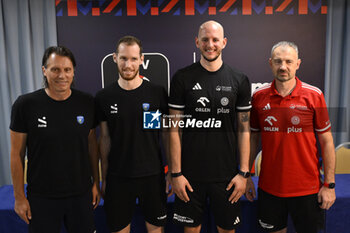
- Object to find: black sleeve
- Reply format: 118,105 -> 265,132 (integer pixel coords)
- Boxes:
236,75 -> 252,112
168,70 -> 186,110
94,92 -> 107,124
160,86 -> 169,115
10,96 -> 27,133
90,97 -> 98,129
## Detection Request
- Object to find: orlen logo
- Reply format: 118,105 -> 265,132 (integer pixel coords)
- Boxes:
264,116 -> 278,132
264,116 -> 277,126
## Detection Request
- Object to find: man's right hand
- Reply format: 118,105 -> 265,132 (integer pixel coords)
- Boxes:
14,196 -> 31,224
244,177 -> 256,202
171,175 -> 193,203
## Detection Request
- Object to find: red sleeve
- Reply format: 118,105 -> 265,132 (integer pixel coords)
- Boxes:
314,92 -> 331,134
250,94 -> 260,132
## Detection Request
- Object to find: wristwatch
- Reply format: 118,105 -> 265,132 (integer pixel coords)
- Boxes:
238,169 -> 251,178
323,182 -> 335,189
171,172 -> 183,178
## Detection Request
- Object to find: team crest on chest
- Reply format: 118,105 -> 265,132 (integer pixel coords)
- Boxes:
77,116 -> 84,124
143,103 -> 150,111
220,97 -> 229,106
291,116 -> 300,125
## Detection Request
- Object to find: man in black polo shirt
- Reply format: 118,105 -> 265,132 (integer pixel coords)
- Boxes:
95,36 -> 169,233
169,20 -> 251,233
10,46 -> 100,233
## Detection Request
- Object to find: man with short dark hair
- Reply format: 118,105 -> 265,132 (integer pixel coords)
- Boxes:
169,20 -> 251,233
246,41 -> 336,233
95,35 -> 170,233
10,46 -> 100,233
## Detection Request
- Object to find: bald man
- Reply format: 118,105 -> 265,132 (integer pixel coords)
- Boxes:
168,20 -> 251,233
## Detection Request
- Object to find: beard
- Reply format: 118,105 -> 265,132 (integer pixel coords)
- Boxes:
202,53 -> 220,62
201,48 -> 222,62
118,68 -> 139,81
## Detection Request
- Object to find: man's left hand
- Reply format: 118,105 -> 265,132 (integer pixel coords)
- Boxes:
226,174 -> 247,203
165,173 -> 173,197
318,186 -> 336,210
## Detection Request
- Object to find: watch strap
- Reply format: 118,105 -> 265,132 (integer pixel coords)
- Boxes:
238,169 -> 251,178
323,182 -> 335,189
171,172 -> 183,178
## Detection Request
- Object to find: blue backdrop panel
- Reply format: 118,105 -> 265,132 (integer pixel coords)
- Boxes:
56,0 -> 327,94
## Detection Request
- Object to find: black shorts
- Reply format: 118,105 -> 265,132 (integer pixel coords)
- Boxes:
28,190 -> 95,233
258,188 -> 325,233
104,174 -> 167,232
173,180 -> 241,230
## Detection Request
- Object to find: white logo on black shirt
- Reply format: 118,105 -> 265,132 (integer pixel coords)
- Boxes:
197,97 -> 209,107
216,85 -> 232,92
157,214 -> 167,220
110,104 -> 118,114
192,83 -> 202,90
220,97 -> 229,106
38,117 -> 47,128
259,219 -> 274,229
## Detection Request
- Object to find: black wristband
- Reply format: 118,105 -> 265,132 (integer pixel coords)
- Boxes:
171,172 -> 183,178
238,169 -> 251,178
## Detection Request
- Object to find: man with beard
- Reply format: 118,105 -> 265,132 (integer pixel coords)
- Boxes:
246,41 -> 336,233
10,46 -> 100,233
95,36 -> 170,233
168,20 -> 251,233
